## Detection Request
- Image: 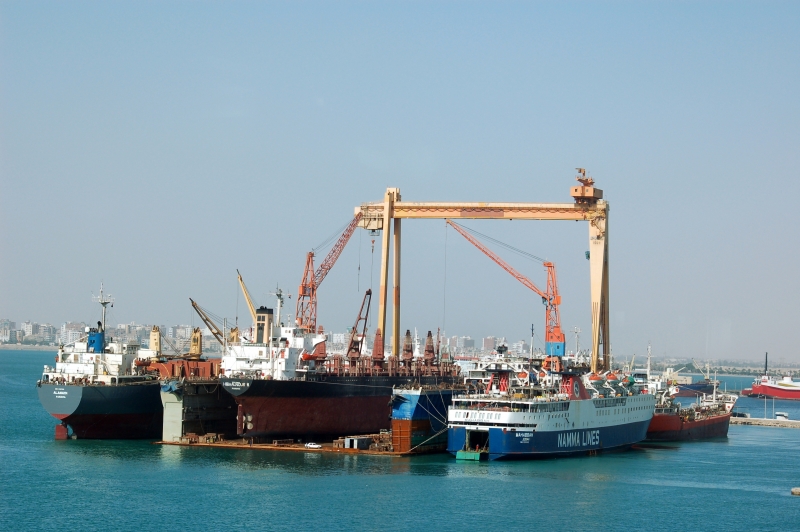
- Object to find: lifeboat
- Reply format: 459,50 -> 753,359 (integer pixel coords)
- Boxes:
606,373 -> 620,382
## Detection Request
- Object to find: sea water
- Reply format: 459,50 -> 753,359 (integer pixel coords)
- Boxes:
1,350 -> 797,531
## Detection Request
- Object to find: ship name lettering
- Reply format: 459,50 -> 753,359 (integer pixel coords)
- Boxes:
557,430 -> 600,448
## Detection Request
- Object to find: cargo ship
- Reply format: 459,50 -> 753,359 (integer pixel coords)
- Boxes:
36,286 -> 163,439
741,353 -> 800,400
220,289 -> 460,441
646,390 -> 737,441
446,358 -> 656,460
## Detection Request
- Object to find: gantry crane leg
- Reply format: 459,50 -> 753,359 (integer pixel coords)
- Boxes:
588,215 -> 609,373
377,189 -> 396,351
392,216 -> 402,357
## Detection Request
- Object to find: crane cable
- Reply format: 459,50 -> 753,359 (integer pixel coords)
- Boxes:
312,218 -> 353,254
450,221 -> 546,263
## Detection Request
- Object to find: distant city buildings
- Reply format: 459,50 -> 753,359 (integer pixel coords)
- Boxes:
60,322 -> 86,345
1,313 -> 530,359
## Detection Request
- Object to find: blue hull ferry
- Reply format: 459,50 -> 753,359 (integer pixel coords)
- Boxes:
447,360 -> 655,460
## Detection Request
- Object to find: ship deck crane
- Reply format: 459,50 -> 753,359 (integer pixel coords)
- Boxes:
190,298 -> 225,346
237,269 -> 258,326
346,289 -> 372,363
296,212 -> 363,332
446,220 -> 566,357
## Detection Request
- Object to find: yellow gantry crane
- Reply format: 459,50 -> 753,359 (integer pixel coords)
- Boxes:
354,170 -> 610,373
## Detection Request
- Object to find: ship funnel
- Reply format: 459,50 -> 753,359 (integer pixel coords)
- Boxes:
255,306 -> 274,344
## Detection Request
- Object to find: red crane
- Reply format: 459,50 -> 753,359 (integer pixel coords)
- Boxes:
296,212 -> 363,331
446,220 -> 566,356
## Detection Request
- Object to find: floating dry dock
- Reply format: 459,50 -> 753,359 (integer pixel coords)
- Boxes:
156,432 -> 425,457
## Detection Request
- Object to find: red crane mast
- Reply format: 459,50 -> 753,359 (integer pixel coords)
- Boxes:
296,212 -> 363,331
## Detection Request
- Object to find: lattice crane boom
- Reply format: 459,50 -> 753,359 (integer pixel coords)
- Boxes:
314,212 -> 363,285
295,212 -> 364,331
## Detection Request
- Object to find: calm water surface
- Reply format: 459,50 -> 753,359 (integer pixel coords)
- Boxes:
1,351 -> 797,531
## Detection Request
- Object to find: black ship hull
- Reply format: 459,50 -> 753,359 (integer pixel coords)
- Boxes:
37,382 -> 163,439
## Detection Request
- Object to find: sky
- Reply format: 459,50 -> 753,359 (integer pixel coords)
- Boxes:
1,1 -> 798,362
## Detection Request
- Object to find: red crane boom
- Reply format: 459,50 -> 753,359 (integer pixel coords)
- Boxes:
446,220 -> 565,354
296,212 -> 363,331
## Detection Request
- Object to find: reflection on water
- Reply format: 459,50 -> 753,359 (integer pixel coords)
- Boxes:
2,351 -> 799,531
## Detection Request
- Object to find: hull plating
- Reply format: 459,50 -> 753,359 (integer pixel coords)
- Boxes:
222,375 -> 458,439
391,389 -> 455,453
646,412 -> 731,441
37,382 -> 162,439
672,382 -> 715,397
447,419 -> 651,460
744,383 -> 800,400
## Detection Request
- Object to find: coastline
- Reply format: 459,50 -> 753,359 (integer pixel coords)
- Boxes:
0,344 -> 59,351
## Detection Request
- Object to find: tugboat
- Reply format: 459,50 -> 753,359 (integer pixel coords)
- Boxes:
446,355 -> 656,460
36,286 -> 162,439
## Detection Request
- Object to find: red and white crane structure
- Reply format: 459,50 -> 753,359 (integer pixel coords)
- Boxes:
446,220 -> 566,357
295,212 -> 363,332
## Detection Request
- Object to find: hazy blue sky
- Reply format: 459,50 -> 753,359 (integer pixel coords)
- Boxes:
1,2 -> 798,362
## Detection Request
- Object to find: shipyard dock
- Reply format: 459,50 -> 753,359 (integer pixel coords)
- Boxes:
730,417 -> 800,429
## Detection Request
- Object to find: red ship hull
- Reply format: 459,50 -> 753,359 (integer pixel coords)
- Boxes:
235,395 -> 390,439
646,411 -> 731,441
742,383 -> 800,400
221,375 -> 458,440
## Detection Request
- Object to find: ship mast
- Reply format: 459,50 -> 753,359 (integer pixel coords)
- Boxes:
92,283 -> 114,331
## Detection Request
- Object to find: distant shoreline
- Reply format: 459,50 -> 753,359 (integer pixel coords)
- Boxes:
0,344 -> 59,351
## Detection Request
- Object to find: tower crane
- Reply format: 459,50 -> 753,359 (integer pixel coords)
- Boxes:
446,220 -> 566,357
296,212 -> 363,331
